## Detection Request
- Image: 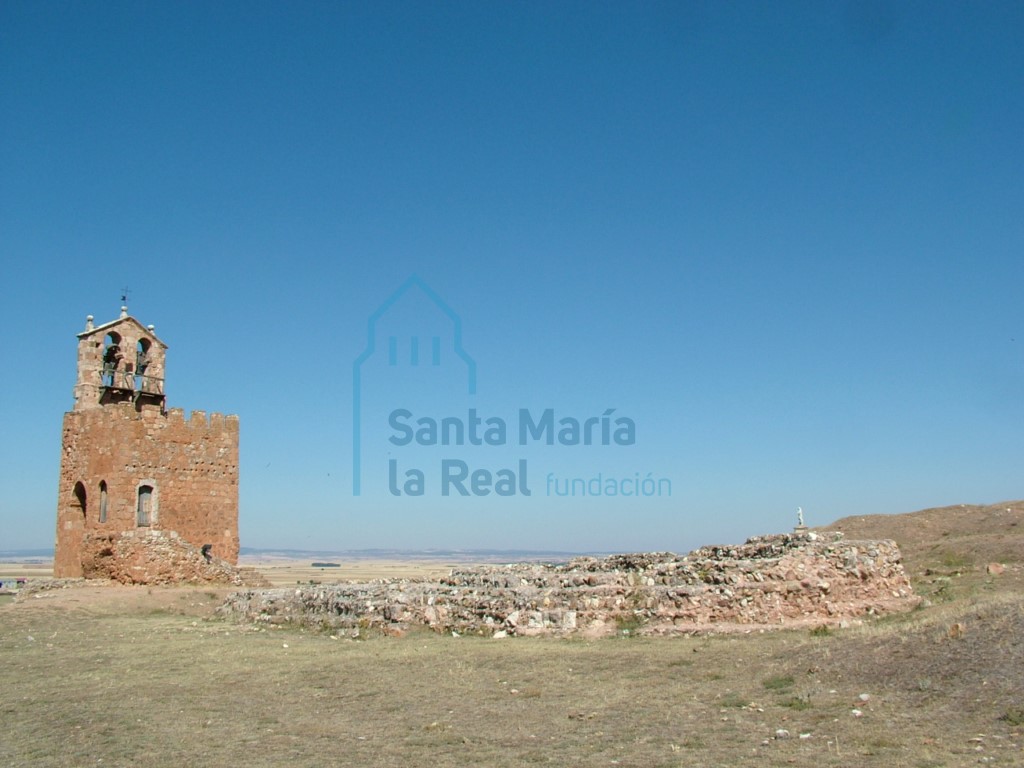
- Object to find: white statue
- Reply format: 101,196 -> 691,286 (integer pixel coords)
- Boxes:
797,506 -> 804,527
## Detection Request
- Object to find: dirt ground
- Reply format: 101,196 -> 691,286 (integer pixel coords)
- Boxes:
2,562 -> 1023,768
3,506 -> 1023,768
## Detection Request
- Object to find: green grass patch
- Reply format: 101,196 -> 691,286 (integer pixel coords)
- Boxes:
939,552 -> 972,569
779,695 -> 812,710
667,658 -> 693,668
763,674 -> 795,690
614,613 -> 645,636
719,692 -> 747,708
1000,707 -> 1024,726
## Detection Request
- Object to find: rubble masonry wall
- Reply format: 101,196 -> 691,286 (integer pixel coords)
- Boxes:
219,532 -> 919,637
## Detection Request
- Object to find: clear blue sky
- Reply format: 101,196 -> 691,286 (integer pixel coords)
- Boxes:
1,2 -> 1021,553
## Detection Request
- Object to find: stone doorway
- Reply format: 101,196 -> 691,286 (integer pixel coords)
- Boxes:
56,481 -> 88,577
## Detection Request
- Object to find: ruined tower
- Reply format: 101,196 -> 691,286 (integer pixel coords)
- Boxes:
54,307 -> 239,578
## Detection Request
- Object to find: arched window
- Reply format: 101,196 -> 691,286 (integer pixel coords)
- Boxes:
99,481 -> 108,523
135,339 -> 151,391
102,332 -> 123,387
137,484 -> 154,526
73,481 -> 87,518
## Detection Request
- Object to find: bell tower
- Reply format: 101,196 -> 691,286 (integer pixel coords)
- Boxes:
72,306 -> 167,412
56,307 -> 239,579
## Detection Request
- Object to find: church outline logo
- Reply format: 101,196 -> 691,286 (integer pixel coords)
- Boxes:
351,275 -> 477,496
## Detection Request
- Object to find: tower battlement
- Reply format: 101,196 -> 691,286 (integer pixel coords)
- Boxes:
164,408 -> 240,430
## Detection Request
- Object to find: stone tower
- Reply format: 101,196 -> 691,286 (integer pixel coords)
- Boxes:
54,308 -> 240,578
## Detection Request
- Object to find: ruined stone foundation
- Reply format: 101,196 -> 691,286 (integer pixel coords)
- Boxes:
219,532 -> 919,636
82,530 -> 267,587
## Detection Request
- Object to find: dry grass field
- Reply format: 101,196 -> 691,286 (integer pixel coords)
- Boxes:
238,555 -> 460,586
2,503 -> 1022,767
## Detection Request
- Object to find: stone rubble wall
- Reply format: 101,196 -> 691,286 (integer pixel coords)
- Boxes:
81,529 -> 268,587
218,532 -> 918,636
